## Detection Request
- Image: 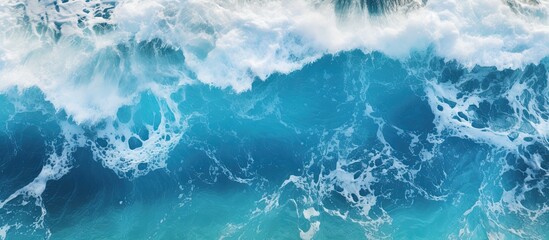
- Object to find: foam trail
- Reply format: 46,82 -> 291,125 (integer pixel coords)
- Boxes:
0,121 -> 85,238
0,122 -> 84,208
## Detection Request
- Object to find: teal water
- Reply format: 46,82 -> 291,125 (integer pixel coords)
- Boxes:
1,51 -> 548,239
1,1 -> 549,239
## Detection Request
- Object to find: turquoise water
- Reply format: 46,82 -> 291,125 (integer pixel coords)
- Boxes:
1,1 -> 548,239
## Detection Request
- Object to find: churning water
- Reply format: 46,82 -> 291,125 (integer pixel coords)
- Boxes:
0,0 -> 548,239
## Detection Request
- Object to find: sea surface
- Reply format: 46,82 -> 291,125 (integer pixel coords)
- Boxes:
0,0 -> 548,239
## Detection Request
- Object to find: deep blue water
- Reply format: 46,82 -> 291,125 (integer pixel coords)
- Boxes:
1,1 -> 549,239
1,50 -> 548,239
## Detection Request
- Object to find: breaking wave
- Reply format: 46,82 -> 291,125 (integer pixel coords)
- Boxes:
0,0 -> 547,239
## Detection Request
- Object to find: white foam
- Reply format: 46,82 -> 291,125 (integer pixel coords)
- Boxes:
303,207 -> 320,220
300,208 -> 321,239
0,120 -> 84,231
1,0 -> 549,123
89,92 -> 192,178
299,221 -> 320,240
423,64 -> 548,152
111,0 -> 549,89
1,143 -> 72,206
0,225 -> 9,240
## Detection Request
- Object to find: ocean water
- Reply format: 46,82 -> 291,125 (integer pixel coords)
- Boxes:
0,0 -> 548,239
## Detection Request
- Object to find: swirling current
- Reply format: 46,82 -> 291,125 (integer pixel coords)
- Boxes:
0,0 -> 548,239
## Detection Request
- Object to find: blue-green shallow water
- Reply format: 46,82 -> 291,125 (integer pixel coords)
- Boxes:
0,49 -> 548,239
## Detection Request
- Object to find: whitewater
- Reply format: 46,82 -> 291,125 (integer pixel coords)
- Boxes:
0,0 -> 548,239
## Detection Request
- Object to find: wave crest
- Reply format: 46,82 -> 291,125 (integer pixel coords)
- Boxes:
0,0 -> 548,123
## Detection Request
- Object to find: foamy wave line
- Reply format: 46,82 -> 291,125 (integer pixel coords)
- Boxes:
0,0 -> 548,121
